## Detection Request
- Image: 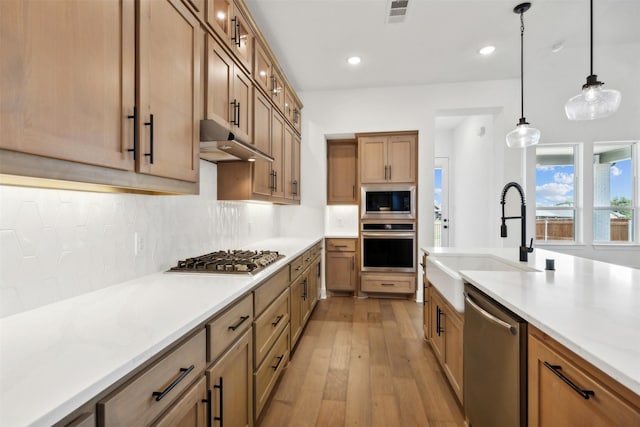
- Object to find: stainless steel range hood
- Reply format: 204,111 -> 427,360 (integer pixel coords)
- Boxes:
199,119 -> 273,163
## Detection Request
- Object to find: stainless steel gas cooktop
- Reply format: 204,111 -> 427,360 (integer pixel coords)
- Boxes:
168,250 -> 284,274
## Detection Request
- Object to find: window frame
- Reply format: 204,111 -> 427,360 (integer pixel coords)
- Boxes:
534,143 -> 581,244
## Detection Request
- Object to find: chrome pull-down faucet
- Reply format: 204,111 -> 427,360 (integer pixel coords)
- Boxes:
500,182 -> 534,262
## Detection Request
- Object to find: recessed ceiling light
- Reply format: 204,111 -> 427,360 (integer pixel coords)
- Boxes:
347,56 -> 361,65
478,45 -> 496,56
551,41 -> 564,53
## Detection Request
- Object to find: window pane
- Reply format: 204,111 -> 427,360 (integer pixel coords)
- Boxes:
536,145 -> 576,241
434,168 -> 442,247
536,209 -> 575,241
593,143 -> 635,242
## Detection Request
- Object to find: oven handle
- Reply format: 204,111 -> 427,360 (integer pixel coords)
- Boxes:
361,232 -> 415,238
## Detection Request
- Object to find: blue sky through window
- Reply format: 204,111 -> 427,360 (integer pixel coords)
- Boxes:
536,164 -> 575,207
610,158 -> 632,203
434,168 -> 442,210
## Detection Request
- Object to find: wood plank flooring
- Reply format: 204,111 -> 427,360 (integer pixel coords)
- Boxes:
258,297 -> 465,427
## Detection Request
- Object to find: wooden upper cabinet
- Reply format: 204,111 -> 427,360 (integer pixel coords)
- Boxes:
0,0 -> 136,171
359,133 -> 416,184
271,112 -> 285,199
182,0 -> 204,20
253,89 -> 271,155
270,69 -> 285,113
284,89 -> 295,124
292,100 -> 302,135
387,135 -> 416,183
359,136 -> 387,183
327,140 -> 357,204
205,34 -> 252,144
138,0 -> 200,182
284,125 -> 300,201
254,42 -> 273,95
205,0 -> 253,73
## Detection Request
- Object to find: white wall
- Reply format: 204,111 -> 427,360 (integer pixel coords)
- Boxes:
0,161 -> 280,318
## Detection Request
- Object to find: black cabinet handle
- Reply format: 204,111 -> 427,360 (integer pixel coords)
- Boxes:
228,315 -> 249,331
231,17 -> 239,47
127,106 -> 138,160
144,114 -> 154,164
543,362 -> 595,400
236,102 -> 240,127
381,283 -> 394,286
271,314 -> 284,327
388,165 -> 391,180
213,376 -> 223,426
436,306 -> 444,336
303,278 -> 307,300
292,180 -> 298,196
152,364 -> 194,401
271,354 -> 284,371
273,170 -> 277,192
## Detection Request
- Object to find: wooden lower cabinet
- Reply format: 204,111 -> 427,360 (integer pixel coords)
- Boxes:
98,330 -> 206,426
528,326 -> 640,427
289,272 -> 305,348
207,329 -> 253,427
360,272 -> 415,294
325,238 -> 357,292
254,325 -> 290,419
153,377 -> 207,427
427,287 -> 463,404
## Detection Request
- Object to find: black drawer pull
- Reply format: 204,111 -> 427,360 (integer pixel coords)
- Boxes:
381,283 -> 394,286
127,106 -> 138,160
271,314 -> 284,327
228,315 -> 250,331
152,364 -> 194,401
543,362 -> 595,400
271,354 -> 284,371
213,376 -> 223,426
144,114 -> 154,164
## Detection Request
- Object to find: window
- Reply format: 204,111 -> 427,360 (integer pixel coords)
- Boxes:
535,145 -> 577,241
593,142 -> 636,242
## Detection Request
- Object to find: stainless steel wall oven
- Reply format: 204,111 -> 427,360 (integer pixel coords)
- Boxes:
361,223 -> 415,272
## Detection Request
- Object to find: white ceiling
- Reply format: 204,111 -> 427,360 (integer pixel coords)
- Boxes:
243,0 -> 640,92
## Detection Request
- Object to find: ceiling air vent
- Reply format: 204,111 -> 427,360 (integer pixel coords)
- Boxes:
387,0 -> 409,24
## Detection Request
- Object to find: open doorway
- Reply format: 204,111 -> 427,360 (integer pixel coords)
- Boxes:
434,157 -> 450,247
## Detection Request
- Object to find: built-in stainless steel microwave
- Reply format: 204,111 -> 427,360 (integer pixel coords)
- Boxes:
361,185 -> 416,219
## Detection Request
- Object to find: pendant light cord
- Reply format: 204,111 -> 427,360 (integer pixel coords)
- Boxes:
590,0 -> 593,76
520,11 -> 525,119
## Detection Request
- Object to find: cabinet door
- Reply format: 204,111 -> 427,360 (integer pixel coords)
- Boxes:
444,307 -> 463,402
291,133 -> 301,201
230,5 -> 253,73
253,42 -> 272,95
429,292 -> 445,363
205,35 -> 233,128
423,284 -> 430,340
205,0 -> 232,42
359,136 -> 387,183
292,103 -> 302,134
387,135 -> 416,183
139,0 -> 200,182
283,125 -> 300,201
252,89 -> 271,155
290,279 -> 304,347
327,141 -> 357,204
326,252 -> 355,291
284,89 -> 295,124
152,377 -> 207,427
231,65 -> 252,144
270,70 -> 285,113
207,329 -> 253,427
270,112 -> 285,199
0,0 -> 135,171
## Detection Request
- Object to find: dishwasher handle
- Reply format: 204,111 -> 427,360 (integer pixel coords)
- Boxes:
465,293 -> 517,335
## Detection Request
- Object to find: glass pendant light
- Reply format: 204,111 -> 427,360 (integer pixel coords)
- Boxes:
506,3 -> 540,148
565,0 -> 621,120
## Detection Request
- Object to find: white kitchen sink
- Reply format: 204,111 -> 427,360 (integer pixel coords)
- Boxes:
425,254 -> 538,313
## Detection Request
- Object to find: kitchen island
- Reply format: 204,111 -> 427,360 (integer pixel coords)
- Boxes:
422,246 -> 640,419
0,237 -> 322,427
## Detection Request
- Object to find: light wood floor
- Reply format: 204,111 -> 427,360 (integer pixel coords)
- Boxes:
258,297 -> 465,427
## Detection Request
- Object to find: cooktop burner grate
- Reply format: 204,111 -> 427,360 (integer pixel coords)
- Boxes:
168,250 -> 284,274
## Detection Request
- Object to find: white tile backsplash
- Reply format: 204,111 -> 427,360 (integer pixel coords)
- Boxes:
0,161 -> 280,318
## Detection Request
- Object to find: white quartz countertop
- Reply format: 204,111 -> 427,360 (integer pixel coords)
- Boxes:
421,246 -> 640,396
0,237 -> 322,427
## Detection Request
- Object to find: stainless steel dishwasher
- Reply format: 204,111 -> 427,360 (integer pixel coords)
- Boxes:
463,283 -> 527,427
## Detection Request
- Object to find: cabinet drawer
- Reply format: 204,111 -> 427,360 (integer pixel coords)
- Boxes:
361,274 -> 415,293
254,288 -> 290,366
289,255 -> 305,281
152,376 -> 207,427
98,329 -> 206,426
529,332 -> 640,426
326,238 -> 356,252
207,293 -> 253,363
254,267 -> 289,317
254,324 -> 290,418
